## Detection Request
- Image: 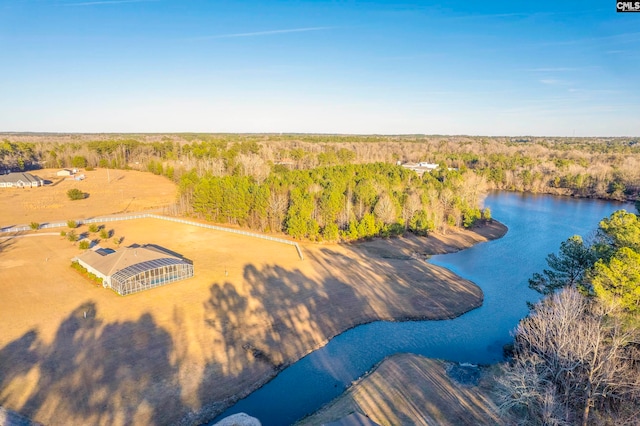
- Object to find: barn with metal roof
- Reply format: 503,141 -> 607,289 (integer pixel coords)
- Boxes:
74,244 -> 194,295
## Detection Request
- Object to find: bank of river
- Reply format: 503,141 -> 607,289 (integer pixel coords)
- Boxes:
213,192 -> 632,425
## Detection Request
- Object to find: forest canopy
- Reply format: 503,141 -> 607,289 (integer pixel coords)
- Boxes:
185,163 -> 488,241
1,134 -> 638,206
1,133 -> 639,240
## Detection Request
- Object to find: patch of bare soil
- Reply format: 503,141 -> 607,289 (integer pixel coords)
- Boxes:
0,218 -> 506,426
297,353 -> 503,426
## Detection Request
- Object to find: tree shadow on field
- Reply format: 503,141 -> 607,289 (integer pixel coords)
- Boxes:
0,237 -> 487,425
310,246 -> 483,321
197,264 -> 364,418
0,331 -> 40,406
197,243 -> 483,420
0,302 -> 184,425
0,238 -> 12,253
0,233 -> 21,253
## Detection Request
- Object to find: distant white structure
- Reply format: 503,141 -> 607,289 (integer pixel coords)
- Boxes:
57,169 -> 74,177
0,172 -> 44,188
401,161 -> 440,176
418,162 -> 439,170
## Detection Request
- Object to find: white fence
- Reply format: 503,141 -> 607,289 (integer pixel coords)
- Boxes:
2,214 -> 304,260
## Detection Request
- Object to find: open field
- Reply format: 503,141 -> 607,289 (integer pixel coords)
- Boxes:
0,168 -> 176,226
0,212 -> 506,425
297,353 -> 503,426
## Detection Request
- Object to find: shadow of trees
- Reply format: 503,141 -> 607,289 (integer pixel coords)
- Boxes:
0,302 -> 183,425
196,263 -> 363,423
0,239 -> 485,425
202,263 -> 359,373
0,238 -> 10,253
0,233 -> 20,253
196,244 -> 484,422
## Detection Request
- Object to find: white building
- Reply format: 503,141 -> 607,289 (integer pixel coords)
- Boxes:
0,172 -> 44,188
74,244 -> 194,296
57,169 -> 74,177
417,162 -> 439,170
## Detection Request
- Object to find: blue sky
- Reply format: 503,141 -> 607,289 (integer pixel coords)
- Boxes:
1,0 -> 638,136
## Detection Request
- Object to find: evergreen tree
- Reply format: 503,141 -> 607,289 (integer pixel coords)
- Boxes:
529,235 -> 598,294
599,210 -> 640,252
592,247 -> 640,315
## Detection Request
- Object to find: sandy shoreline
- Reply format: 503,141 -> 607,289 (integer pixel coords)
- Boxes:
0,215 -> 507,425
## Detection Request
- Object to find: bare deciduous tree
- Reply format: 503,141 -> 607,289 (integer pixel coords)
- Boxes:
237,153 -> 270,184
402,190 -> 422,229
267,190 -> 288,232
496,288 -> 640,426
373,192 -> 397,225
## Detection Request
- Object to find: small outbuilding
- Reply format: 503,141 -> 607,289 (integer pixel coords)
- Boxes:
0,172 -> 44,188
74,244 -> 194,296
57,169 -> 74,177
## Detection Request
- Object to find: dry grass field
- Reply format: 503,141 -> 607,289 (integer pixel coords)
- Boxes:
297,353 -> 503,426
0,172 -> 507,425
0,168 -> 176,226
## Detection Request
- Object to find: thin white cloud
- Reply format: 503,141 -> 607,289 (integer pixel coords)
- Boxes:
65,0 -> 158,6
528,67 -> 582,72
539,79 -> 580,88
189,27 -> 333,41
448,12 -> 538,21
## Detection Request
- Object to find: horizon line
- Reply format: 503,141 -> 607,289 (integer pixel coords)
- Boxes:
0,131 -> 637,138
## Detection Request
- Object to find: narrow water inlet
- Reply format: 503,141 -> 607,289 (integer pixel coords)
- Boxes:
212,192 -> 633,425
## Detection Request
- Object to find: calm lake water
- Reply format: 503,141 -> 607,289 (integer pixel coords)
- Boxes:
213,192 -> 633,425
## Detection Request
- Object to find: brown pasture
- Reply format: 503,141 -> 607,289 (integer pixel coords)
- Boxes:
0,195 -> 506,425
0,168 -> 177,226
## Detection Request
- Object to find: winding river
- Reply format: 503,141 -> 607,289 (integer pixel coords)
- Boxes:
213,192 -> 633,425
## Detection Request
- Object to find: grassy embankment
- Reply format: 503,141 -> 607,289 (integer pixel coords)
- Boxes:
297,353 -> 503,426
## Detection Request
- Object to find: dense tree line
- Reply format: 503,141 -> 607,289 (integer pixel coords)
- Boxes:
2,134 -> 639,203
2,133 -> 638,244
182,163 -> 489,241
0,139 -> 38,171
498,207 -> 640,425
